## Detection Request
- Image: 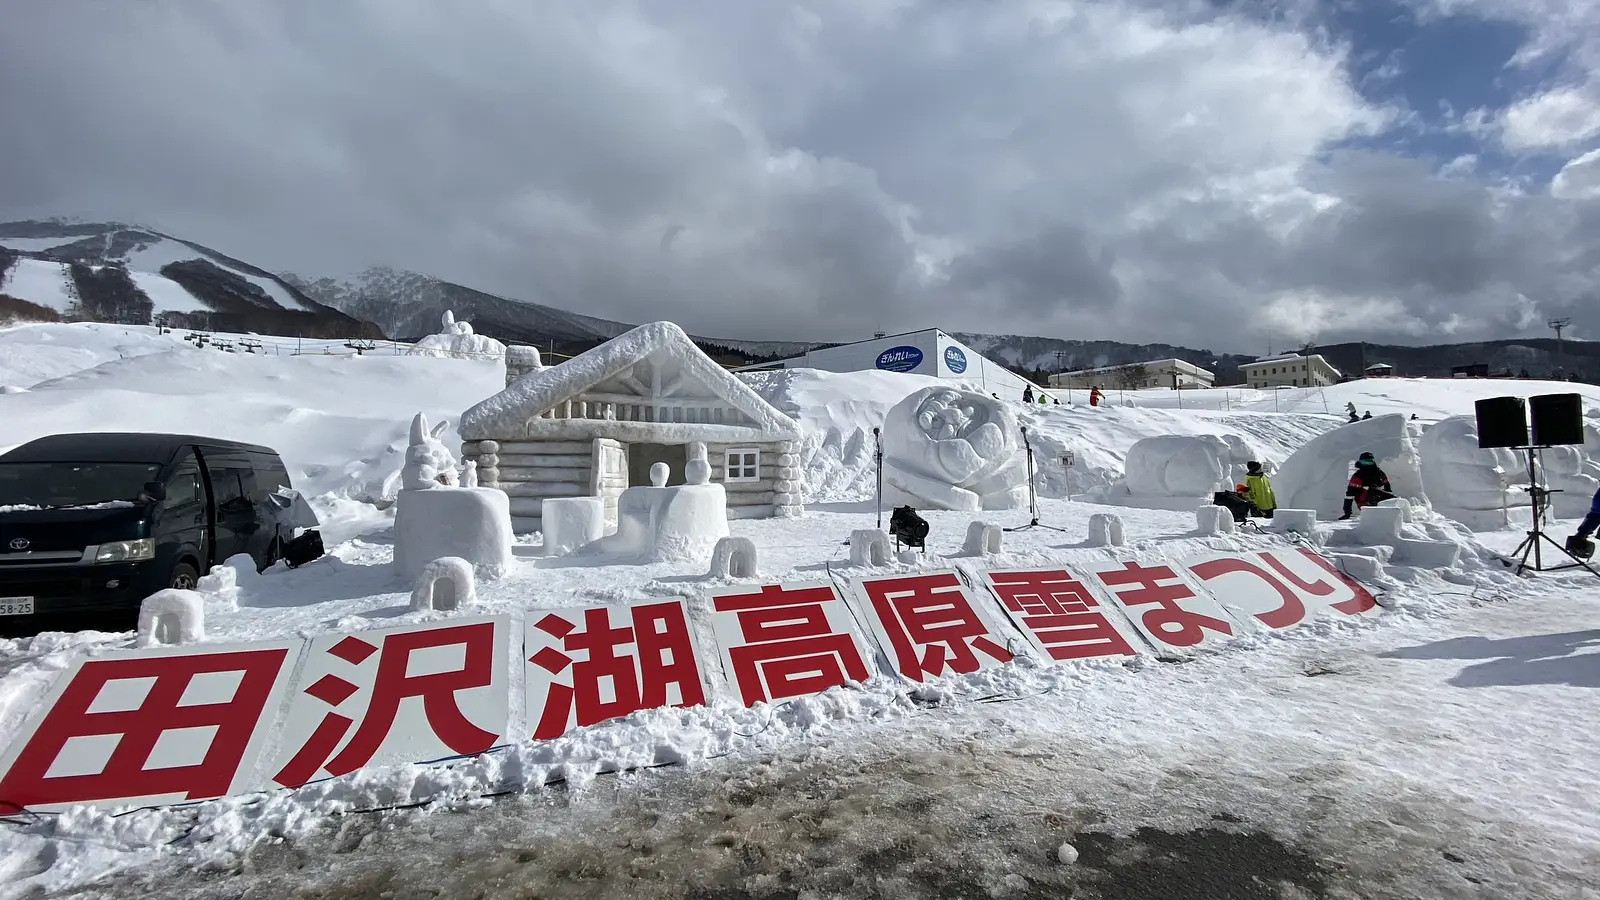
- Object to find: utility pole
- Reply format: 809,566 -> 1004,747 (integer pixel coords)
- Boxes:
1548,317 -> 1571,378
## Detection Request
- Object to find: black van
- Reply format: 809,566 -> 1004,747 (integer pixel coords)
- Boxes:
0,433 -> 319,635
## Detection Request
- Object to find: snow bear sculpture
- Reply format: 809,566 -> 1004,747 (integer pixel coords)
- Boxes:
1417,415 -> 1527,531
409,309 -> 508,360
881,387 -> 1027,511
401,413 -> 460,490
1275,414 -> 1423,521
1088,434 -> 1259,511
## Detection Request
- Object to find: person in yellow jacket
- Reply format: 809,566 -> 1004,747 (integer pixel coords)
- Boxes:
1244,461 -> 1276,518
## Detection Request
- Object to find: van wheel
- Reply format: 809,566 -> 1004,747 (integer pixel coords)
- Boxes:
170,562 -> 200,591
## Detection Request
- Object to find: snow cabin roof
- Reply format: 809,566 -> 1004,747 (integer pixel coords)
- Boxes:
460,320 -> 800,441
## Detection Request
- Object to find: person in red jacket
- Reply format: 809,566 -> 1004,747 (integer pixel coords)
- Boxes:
1089,386 -> 1104,407
1339,452 -> 1393,519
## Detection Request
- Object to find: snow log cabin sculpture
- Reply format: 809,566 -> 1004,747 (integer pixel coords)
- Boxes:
459,321 -> 805,534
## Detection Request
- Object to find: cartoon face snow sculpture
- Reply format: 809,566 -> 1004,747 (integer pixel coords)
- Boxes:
881,387 -> 1028,511
401,412 -> 460,490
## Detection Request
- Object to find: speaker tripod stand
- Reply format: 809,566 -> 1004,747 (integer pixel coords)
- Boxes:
1505,446 -> 1600,579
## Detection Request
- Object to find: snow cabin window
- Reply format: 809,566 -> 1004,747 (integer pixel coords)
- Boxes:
725,448 -> 761,483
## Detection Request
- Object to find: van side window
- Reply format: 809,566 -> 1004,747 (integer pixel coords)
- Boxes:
164,457 -> 202,509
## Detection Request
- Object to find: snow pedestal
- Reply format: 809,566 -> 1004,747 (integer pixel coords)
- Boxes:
393,487 -> 515,581
1375,497 -> 1415,524
1276,414 -> 1423,520
581,457 -> 730,563
963,521 -> 1004,556
881,387 -> 1028,511
850,529 -> 891,566
410,557 -> 478,612
709,537 -> 758,578
137,589 -> 206,648
1087,513 -> 1125,547
1339,505 -> 1461,568
1270,509 -> 1317,535
541,496 -> 607,557
1196,505 -> 1236,535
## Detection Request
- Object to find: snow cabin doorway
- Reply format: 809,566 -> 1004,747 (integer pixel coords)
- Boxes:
628,443 -> 687,486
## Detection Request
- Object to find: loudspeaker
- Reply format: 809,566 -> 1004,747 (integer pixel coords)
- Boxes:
1530,393 -> 1585,446
1474,396 -> 1528,449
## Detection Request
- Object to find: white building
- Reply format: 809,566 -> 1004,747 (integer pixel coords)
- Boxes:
1048,358 -> 1215,391
1240,353 -> 1342,389
460,321 -> 803,534
738,328 -> 1057,402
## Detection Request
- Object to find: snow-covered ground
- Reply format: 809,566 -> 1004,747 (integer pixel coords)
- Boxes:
1,322 -> 1598,898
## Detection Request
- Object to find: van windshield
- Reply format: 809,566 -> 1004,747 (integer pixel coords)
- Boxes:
0,462 -> 163,510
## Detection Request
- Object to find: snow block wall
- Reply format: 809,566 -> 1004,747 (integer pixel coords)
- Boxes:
0,548 -> 1379,814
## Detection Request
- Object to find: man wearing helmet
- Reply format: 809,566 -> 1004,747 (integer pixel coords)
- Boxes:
1340,451 -> 1393,520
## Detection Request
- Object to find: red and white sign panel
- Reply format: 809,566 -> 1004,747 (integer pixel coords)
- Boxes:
268,617 -> 510,790
524,599 -> 709,741
1076,559 -> 1242,655
0,641 -> 302,813
981,568 -> 1145,663
707,581 -> 872,707
850,570 -> 1015,683
1182,548 -> 1379,630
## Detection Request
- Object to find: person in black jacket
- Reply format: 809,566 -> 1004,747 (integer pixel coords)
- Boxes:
1340,451 -> 1393,519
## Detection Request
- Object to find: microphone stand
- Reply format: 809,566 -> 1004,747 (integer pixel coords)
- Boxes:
1006,426 -> 1067,533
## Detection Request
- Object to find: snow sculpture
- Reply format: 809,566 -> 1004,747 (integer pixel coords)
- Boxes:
579,460 -> 730,563
196,560 -> 241,610
1275,414 -> 1423,520
1270,509 -> 1317,534
1417,415 -> 1526,530
461,459 -> 479,489
541,496 -> 606,557
1087,513 -> 1125,547
137,589 -> 206,647
850,529 -> 891,566
409,309 -> 507,360
963,521 -> 1004,556
410,557 -> 477,612
1541,446 -> 1599,520
1196,505 -> 1236,535
1091,434 -> 1258,511
401,413 -> 460,490
880,387 -> 1027,512
709,536 -> 759,578
392,412 -> 514,580
504,345 -> 544,386
1331,505 -> 1460,568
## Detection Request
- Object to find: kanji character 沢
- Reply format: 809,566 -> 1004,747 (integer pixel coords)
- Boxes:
859,572 -> 1013,681
1264,549 -> 1378,615
273,622 -> 500,789
1095,561 -> 1233,648
0,646 -> 292,812
711,583 -> 871,706
984,569 -> 1138,661
1186,556 -> 1306,629
527,600 -> 707,741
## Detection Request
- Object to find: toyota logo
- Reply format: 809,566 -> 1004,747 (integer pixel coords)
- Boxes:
7,538 -> 28,551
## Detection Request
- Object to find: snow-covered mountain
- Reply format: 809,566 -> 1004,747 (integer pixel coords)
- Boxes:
0,220 -> 376,338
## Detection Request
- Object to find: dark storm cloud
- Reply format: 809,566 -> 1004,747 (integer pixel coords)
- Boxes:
0,0 -> 1596,349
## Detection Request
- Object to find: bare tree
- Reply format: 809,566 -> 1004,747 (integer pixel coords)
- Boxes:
1118,363 -> 1149,390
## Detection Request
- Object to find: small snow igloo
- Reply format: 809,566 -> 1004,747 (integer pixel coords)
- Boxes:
459,322 -> 805,534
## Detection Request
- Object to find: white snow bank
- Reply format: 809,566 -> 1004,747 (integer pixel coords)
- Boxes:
0,322 -> 193,387
0,258 -> 76,316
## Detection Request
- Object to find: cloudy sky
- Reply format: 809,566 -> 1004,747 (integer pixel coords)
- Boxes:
2,0 -> 1598,352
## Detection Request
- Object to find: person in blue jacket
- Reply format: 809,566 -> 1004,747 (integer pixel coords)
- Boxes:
1568,486 -> 1600,557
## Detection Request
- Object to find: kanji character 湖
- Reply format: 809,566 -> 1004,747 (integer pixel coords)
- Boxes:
859,572 -> 1013,681
712,583 -> 871,706
527,600 -> 707,741
0,646 -> 292,812
273,622 -> 500,789
984,569 -> 1138,661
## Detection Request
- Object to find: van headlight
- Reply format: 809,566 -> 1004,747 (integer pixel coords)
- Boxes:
95,539 -> 155,563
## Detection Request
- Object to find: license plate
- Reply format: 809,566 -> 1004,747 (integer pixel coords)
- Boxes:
0,597 -> 34,616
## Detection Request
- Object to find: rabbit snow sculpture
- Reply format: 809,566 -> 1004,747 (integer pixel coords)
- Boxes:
402,412 -> 460,490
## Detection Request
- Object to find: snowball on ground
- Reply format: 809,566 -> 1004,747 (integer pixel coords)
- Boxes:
137,589 -> 207,647
410,557 -> 478,612
393,486 -> 514,581
1274,414 -> 1422,520
880,386 -> 1027,511
581,479 -> 730,563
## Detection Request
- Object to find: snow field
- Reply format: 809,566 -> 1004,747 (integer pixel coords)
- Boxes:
0,259 -> 76,316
